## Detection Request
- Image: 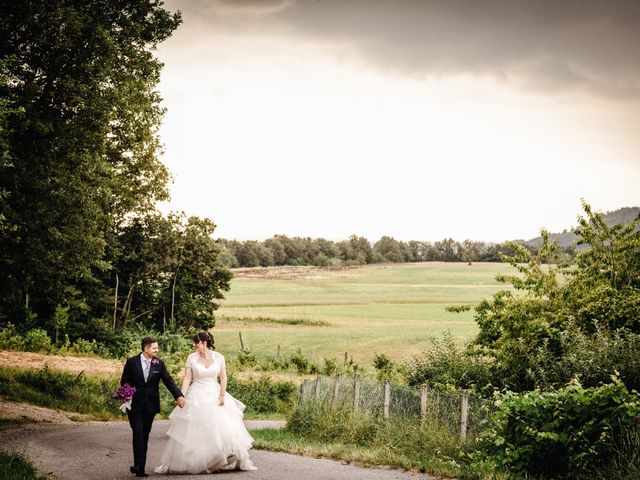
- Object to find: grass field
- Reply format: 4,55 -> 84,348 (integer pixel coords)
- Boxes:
214,262 -> 514,365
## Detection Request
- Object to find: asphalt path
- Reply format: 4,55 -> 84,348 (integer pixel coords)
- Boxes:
3,420 -> 434,480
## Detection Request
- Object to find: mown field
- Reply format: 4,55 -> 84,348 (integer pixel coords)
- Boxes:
214,262 -> 515,365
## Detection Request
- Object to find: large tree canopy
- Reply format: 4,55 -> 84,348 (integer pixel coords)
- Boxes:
0,1 -> 230,336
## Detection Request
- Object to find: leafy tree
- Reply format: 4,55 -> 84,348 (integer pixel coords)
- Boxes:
472,202 -> 640,391
0,0 -> 181,325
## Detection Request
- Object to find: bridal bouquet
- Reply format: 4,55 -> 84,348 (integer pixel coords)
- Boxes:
112,384 -> 136,412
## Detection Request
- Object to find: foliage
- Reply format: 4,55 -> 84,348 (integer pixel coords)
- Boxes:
0,0 -> 181,324
0,0 -> 232,342
286,402 -> 476,478
0,450 -> 49,480
469,201 -> 640,392
108,213 -> 232,333
484,378 -> 640,478
0,323 -> 25,351
237,348 -> 257,368
226,374 -> 296,414
220,234 -> 533,268
23,328 -> 52,353
0,365 -> 122,420
406,332 -> 493,395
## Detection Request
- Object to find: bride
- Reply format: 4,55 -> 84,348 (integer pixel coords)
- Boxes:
155,332 -> 257,473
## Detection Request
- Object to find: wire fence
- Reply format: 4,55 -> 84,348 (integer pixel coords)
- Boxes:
298,375 -> 495,440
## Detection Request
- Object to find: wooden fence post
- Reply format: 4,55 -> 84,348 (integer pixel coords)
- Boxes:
460,389 -> 469,440
298,379 -> 307,405
344,351 -> 348,364
276,344 -> 281,358
238,331 -> 245,350
420,384 -> 429,426
332,375 -> 341,407
353,374 -> 361,411
314,375 -> 321,401
383,380 -> 390,419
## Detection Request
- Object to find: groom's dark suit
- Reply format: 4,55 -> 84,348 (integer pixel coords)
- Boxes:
121,354 -> 183,474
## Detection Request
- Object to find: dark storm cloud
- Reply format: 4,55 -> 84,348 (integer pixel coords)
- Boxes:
170,0 -> 640,98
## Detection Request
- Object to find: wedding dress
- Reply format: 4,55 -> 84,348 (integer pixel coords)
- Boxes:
155,351 -> 257,473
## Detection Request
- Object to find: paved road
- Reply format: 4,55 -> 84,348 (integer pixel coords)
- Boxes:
4,420 -> 433,480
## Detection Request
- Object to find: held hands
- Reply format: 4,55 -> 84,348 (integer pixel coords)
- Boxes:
176,396 -> 185,408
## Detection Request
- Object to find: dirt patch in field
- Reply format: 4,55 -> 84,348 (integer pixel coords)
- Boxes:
232,265 -> 350,280
0,350 -> 123,377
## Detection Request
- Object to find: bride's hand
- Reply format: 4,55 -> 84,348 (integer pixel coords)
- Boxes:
218,395 -> 225,406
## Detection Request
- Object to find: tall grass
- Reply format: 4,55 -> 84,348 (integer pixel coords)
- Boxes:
0,365 -> 122,420
283,402 -> 483,478
0,451 -> 48,480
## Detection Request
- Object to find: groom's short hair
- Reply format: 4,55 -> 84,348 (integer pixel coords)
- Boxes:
141,336 -> 157,351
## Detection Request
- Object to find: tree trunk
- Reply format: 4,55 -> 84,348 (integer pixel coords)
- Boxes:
112,273 -> 119,332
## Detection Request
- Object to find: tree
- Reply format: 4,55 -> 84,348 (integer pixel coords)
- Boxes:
0,0 -> 181,325
471,202 -> 640,391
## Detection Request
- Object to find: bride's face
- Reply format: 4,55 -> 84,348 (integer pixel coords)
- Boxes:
193,340 -> 207,354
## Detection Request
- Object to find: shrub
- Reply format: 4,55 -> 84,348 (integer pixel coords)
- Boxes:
0,323 -> 25,350
484,378 -> 640,478
23,328 -> 52,353
289,349 -> 311,374
406,331 -> 493,395
237,348 -> 256,368
227,374 -> 296,414
321,357 -> 338,376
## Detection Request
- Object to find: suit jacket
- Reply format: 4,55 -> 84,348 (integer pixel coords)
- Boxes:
120,355 -> 183,415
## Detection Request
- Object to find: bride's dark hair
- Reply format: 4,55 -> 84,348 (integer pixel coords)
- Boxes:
193,331 -> 214,349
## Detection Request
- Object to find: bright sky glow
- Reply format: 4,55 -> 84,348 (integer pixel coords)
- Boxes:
155,1 -> 640,242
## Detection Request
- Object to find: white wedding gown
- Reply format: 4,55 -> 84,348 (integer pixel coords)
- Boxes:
155,351 -> 257,474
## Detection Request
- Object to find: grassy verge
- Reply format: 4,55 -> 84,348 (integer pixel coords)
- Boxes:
0,365 -> 122,420
251,402 -> 498,479
0,365 -> 293,421
0,451 -> 49,480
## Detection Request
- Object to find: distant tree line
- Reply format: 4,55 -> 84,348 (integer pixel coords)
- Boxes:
218,235 -> 576,268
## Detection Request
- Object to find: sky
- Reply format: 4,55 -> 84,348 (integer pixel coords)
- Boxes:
155,0 -> 640,242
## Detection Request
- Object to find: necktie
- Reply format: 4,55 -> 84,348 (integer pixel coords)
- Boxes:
143,359 -> 150,381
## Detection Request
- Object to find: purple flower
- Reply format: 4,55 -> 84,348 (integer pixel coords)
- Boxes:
112,383 -> 136,403
151,357 -> 160,366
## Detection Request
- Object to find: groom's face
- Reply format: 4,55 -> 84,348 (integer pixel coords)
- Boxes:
144,342 -> 159,357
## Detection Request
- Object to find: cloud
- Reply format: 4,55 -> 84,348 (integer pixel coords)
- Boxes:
165,0 -> 640,99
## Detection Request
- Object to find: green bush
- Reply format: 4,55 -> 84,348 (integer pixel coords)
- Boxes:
528,324 -> 640,392
484,378 -> 640,478
321,357 -> 338,376
406,331 -> 493,395
227,374 -> 296,414
237,348 -> 256,367
0,323 -> 25,350
23,328 -> 52,353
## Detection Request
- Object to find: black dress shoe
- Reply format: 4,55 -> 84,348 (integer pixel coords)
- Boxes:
130,466 -> 148,477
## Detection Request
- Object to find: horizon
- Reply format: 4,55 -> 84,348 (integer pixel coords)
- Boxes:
213,201 -> 639,244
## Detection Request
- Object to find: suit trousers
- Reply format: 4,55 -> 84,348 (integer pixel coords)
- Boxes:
127,404 -> 156,472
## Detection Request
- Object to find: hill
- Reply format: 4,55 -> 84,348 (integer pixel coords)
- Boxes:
523,206 -> 640,250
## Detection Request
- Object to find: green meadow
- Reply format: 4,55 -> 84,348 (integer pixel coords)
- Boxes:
214,262 -> 515,365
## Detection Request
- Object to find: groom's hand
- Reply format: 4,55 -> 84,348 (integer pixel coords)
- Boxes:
176,396 -> 185,408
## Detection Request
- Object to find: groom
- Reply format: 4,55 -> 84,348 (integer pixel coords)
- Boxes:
120,336 -> 185,477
